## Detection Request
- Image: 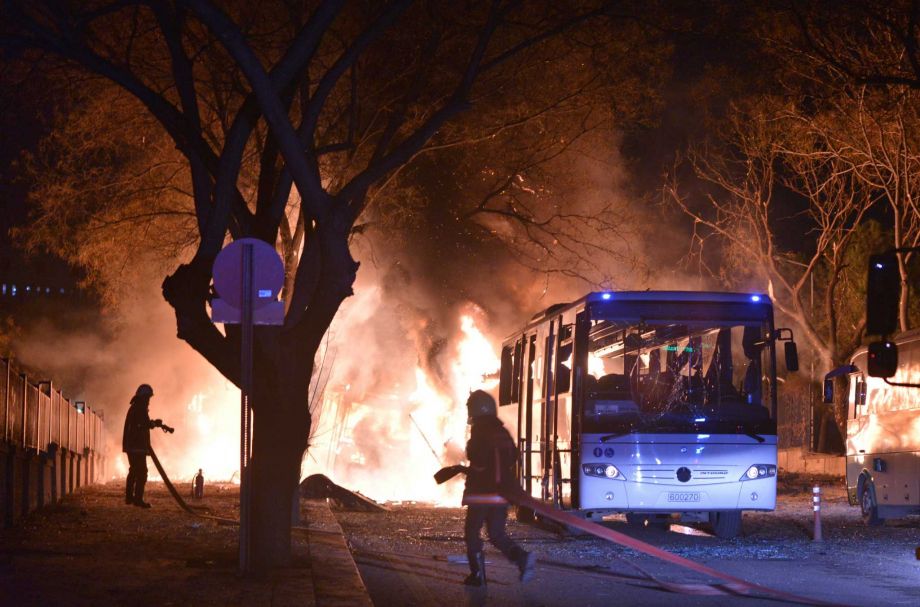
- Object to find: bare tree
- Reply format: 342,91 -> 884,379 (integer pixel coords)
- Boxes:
1,0 -> 649,569
846,90 -> 920,332
665,99 -> 875,371
782,1 -> 920,332
789,0 -> 920,90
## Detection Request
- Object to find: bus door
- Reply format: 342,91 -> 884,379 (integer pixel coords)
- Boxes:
539,320 -> 557,501
552,319 -> 575,508
845,368 -> 868,500
513,335 -> 539,494
569,309 -> 590,510
519,333 -> 539,498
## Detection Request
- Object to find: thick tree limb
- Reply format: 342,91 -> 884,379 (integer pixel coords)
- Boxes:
183,0 -> 333,229
152,1 -> 211,237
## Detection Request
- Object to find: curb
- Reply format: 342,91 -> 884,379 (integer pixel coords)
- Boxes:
302,499 -> 373,606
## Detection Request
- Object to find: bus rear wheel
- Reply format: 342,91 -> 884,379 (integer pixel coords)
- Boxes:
515,505 -> 535,523
859,478 -> 883,526
708,511 -> 742,538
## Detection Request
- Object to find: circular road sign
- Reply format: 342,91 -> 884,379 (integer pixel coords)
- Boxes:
212,238 -> 284,310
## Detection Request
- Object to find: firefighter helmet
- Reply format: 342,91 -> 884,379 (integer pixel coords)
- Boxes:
466,390 -> 496,420
135,384 -> 154,398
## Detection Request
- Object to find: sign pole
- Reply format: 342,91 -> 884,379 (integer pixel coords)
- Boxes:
240,243 -> 254,573
210,237 -> 285,574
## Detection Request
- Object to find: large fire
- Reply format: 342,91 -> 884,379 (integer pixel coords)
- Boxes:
304,310 -> 502,505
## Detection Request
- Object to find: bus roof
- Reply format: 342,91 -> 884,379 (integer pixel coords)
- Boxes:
850,327 -> 920,362
584,291 -> 769,304
515,290 -> 772,336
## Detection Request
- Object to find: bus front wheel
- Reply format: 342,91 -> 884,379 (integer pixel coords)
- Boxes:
708,511 -> 742,538
859,477 -> 883,526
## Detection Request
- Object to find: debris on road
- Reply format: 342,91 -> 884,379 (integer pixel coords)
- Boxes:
300,474 -> 388,512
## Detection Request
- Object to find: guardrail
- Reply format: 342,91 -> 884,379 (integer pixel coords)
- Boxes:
1,357 -> 107,528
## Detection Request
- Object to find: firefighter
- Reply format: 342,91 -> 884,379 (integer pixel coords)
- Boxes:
122,383 -> 158,508
462,390 -> 535,586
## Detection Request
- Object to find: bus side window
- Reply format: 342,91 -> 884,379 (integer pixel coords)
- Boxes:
500,345 -> 514,405
512,339 -> 523,403
850,375 -> 866,419
556,342 -> 573,394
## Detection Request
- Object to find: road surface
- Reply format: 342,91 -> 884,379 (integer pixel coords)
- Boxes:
335,476 -> 920,607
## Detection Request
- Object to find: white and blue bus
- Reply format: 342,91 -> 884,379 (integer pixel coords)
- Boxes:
835,329 -> 920,524
498,291 -> 799,537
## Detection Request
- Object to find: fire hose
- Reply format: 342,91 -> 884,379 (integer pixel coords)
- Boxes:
149,447 -> 239,525
149,447 -> 336,536
435,466 -> 844,606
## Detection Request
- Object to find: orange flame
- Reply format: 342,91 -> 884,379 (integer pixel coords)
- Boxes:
303,308 -> 502,505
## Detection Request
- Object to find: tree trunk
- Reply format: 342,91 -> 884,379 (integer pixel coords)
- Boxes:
247,332 -> 315,571
250,393 -> 307,570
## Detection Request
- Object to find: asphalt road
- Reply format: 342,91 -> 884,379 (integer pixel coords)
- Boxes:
335,477 -> 920,607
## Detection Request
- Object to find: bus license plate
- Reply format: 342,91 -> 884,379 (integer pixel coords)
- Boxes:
668,492 -> 700,503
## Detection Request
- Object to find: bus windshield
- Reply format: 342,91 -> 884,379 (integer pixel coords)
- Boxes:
583,320 -> 775,436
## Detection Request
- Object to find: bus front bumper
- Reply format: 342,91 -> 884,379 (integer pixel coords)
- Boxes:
579,476 -> 776,511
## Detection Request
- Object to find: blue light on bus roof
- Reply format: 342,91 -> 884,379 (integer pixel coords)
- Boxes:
694,417 -> 706,423
601,292 -> 612,300
750,295 -> 761,302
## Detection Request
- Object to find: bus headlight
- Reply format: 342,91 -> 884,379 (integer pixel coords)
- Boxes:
741,464 -> 776,481
582,463 -> 626,480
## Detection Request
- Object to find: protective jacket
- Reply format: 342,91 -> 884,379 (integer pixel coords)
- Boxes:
462,416 -> 517,505
122,401 -> 152,453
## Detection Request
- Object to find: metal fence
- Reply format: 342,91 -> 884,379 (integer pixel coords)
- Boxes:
1,357 -> 106,455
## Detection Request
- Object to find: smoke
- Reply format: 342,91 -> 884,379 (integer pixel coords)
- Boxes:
15,274 -> 241,484
9,126 -> 703,504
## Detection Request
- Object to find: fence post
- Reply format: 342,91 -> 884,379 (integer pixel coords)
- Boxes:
20,373 -> 27,447
812,485 -> 822,541
4,359 -> 9,443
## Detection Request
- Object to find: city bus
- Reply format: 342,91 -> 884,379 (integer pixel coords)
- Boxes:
838,329 -> 920,524
498,291 -> 798,538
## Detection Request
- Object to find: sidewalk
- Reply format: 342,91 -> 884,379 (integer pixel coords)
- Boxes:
0,482 -> 372,606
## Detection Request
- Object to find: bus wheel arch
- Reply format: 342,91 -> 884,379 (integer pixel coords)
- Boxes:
857,472 -> 883,526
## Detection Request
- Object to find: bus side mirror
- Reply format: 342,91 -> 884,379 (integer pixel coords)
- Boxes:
868,340 -> 898,378
867,253 -> 900,336
823,378 -> 834,403
775,328 -> 798,372
784,342 -> 799,372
